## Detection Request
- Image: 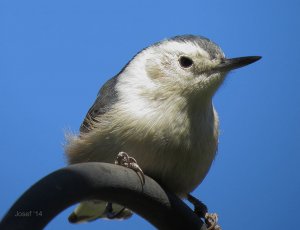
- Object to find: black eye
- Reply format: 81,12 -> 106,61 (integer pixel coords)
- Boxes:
179,56 -> 193,68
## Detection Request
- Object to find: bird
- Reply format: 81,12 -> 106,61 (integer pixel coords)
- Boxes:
65,35 -> 261,225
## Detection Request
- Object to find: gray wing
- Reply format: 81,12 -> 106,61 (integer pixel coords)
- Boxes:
80,75 -> 119,133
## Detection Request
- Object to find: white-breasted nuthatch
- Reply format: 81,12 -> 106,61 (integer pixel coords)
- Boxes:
65,35 -> 261,223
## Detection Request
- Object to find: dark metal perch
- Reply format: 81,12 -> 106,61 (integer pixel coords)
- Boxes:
0,162 -> 207,230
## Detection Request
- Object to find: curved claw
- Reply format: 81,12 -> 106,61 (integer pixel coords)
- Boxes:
205,213 -> 221,230
187,194 -> 221,230
115,152 -> 145,185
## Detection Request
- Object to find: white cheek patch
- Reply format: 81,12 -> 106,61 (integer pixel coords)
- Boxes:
118,51 -> 157,90
115,52 -> 159,118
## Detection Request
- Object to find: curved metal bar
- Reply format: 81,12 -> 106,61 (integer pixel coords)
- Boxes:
0,162 -> 207,230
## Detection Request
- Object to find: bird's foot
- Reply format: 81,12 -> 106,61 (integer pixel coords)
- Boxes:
106,152 -> 144,219
115,151 -> 145,185
205,213 -> 221,230
187,194 -> 221,230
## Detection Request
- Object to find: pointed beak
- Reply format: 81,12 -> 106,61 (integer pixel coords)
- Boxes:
216,56 -> 261,72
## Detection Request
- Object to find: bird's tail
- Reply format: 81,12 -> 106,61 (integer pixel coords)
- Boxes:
68,200 -> 133,223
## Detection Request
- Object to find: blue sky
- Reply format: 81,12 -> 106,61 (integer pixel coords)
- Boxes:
1,0 -> 299,229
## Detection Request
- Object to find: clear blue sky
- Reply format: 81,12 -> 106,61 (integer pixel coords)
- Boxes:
1,0 -> 299,229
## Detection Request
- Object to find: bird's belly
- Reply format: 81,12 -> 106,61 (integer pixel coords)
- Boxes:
66,132 -> 217,197
123,140 -> 216,197
66,105 -> 218,197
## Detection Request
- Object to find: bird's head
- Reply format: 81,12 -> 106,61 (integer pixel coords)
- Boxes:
117,35 -> 261,104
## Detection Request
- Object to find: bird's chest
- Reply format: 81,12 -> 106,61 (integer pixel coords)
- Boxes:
127,107 -> 218,196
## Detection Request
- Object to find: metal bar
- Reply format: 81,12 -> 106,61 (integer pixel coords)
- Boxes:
0,162 -> 206,230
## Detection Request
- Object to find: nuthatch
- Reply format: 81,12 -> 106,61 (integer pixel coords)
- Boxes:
65,35 -> 261,224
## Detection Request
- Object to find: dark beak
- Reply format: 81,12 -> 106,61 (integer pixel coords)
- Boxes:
217,56 -> 261,71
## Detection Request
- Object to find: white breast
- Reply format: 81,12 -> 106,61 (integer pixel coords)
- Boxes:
106,92 -> 219,197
